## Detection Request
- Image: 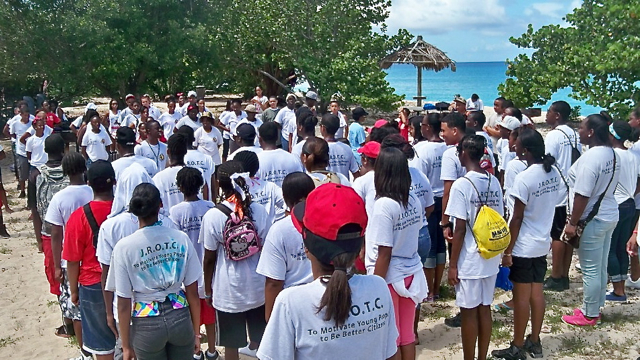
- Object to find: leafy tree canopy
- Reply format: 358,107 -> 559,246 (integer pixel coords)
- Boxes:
1,0 -> 412,111
499,0 -> 640,118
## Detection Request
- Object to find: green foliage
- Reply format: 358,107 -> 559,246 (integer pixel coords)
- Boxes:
1,0 -> 411,111
499,0 -> 640,118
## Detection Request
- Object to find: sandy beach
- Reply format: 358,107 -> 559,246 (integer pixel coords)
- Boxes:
1,102 -> 637,360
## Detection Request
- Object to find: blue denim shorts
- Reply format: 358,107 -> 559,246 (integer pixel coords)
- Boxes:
417,225 -> 431,266
79,283 -> 116,355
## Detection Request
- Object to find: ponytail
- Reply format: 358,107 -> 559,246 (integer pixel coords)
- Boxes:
232,175 -> 253,219
542,154 -> 556,173
316,252 -> 358,326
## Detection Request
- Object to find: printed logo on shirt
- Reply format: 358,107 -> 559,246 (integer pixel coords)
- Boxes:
159,154 -> 165,161
307,297 -> 389,342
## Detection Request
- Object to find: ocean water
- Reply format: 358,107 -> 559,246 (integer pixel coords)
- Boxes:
385,62 -> 603,116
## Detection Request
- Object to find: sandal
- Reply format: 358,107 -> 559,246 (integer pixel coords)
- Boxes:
55,324 -> 73,338
493,302 -> 513,312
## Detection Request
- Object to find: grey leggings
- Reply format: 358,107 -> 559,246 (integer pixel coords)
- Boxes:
131,303 -> 194,360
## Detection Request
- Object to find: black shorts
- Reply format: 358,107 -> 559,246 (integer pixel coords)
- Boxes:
550,206 -> 567,240
509,255 -> 547,283
216,305 -> 266,348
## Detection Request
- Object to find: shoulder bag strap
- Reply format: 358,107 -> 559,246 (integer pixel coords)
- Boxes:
584,148 -> 617,223
215,203 -> 233,218
553,164 -> 572,214
83,203 -> 100,248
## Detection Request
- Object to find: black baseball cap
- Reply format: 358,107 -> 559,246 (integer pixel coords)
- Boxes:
352,107 -> 368,120
116,127 -> 136,146
87,160 -> 116,188
236,123 -> 256,140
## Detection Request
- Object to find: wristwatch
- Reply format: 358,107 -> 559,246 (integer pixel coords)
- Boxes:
439,221 -> 453,229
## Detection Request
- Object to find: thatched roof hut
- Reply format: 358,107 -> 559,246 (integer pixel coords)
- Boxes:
379,36 -> 456,105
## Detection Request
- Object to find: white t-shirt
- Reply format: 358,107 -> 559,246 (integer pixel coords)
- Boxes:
252,96 -> 268,115
176,116 -> 201,131
444,171 -> 503,279
257,149 -> 305,187
194,127 -> 223,165
545,124 -> 581,206
509,164 -> 564,258
223,111 -> 248,140
327,141 -> 359,178
106,226 -> 202,303
81,129 -> 112,161
228,145 -> 263,160
274,107 -> 297,142
466,99 -> 484,112
121,113 -> 141,129
257,275 -> 398,360
148,105 -> 161,121
308,171 -> 351,186
152,166 -> 184,211
185,149 -> 215,192
169,200 -> 215,263
97,212 -> 177,266
246,178 -> 286,224
292,139 -> 306,166
353,170 -> 376,218
44,185 -> 94,268
234,118 -> 263,147
497,138 -> 516,172
10,120 -> 32,156
503,159 -> 528,214
410,141 -> 448,197
135,141 -> 168,170
200,201 -> 271,313
409,166 -> 435,227
365,196 -> 423,284
25,134 -> 49,167
440,146 -> 466,181
158,112 -> 181,137
108,110 -> 121,136
256,216 -> 312,288
335,112 -> 348,139
629,142 -> 640,209
111,155 -> 158,179
613,149 -> 639,205
568,146 -> 620,222
486,113 -> 503,145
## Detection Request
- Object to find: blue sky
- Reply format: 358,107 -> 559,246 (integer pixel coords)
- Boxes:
385,0 -> 582,62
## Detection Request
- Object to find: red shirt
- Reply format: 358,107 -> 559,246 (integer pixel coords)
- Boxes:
46,112 -> 61,128
61,200 -> 113,286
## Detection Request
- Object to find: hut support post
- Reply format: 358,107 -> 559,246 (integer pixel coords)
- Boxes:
416,66 -> 423,106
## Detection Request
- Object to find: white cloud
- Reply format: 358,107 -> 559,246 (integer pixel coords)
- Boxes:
386,0 -> 508,35
526,2 -> 566,18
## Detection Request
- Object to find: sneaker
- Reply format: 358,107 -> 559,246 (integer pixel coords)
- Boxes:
543,277 -> 565,291
444,312 -> 461,327
572,308 -> 602,325
524,335 -> 543,358
562,308 -> 598,327
605,291 -> 627,302
625,276 -> 640,289
562,276 -> 570,290
68,352 -> 93,360
205,349 -> 220,360
491,342 -> 527,360
239,344 -> 258,358
575,262 -> 582,273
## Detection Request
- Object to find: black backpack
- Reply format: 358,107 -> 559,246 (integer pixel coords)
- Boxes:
557,128 -> 581,164
83,204 -> 100,248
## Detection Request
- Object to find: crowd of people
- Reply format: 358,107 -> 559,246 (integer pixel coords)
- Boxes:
5,88 -> 640,360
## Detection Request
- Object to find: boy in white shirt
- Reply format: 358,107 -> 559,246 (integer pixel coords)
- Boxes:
257,122 -> 304,187
26,116 -> 50,168
81,114 -> 112,166
445,135 -> 504,360
135,120 -> 168,171
11,107 -> 32,197
152,133 -> 189,211
320,113 -> 361,179
228,124 -> 262,160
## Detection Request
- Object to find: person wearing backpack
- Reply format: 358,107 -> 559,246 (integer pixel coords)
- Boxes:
561,114 -> 620,327
62,160 -> 117,359
301,136 -> 350,186
445,135 -> 504,360
365,147 -> 428,360
491,129 -> 563,360
543,100 -> 582,291
201,161 -> 271,360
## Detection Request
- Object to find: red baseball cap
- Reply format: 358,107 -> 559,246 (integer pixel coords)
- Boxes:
292,183 -> 367,265
368,119 -> 389,133
357,141 -> 381,158
187,104 -> 198,113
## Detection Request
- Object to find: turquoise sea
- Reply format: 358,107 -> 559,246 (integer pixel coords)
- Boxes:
384,62 -> 603,116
